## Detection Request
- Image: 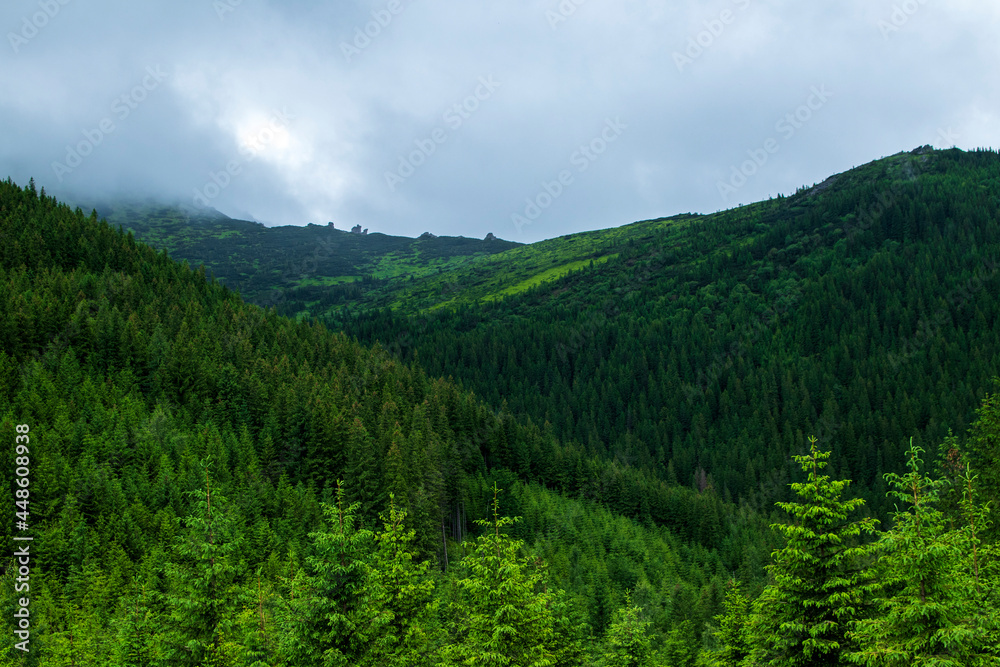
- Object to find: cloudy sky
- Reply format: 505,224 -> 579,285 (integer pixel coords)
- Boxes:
1,0 -> 997,242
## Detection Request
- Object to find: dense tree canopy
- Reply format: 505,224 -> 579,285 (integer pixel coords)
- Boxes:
1,147 -> 999,664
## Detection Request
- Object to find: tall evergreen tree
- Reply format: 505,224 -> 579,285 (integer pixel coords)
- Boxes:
279,481 -> 373,667
441,483 -> 583,667
111,580 -> 158,667
846,441 -> 999,666
746,436 -> 879,666
233,568 -> 286,667
155,459 -> 247,666
966,382 -> 1000,541
360,494 -> 438,666
659,619 -> 697,667
601,590 -> 653,667
345,416 -> 384,524
703,580 -> 751,667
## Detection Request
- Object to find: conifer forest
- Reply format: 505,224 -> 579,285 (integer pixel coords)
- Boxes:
2,147 -> 1000,665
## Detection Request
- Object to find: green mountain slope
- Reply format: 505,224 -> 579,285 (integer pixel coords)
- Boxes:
76,197 -> 522,312
2,143 -> 999,663
97,147 -> 1000,523
0,179 -> 750,663
335,147 -> 1000,520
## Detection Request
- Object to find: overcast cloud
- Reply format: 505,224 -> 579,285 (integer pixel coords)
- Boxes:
1,0 -> 997,242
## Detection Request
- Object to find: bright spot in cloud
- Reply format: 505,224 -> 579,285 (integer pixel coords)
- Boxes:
238,118 -> 291,155
1,0 -> 998,240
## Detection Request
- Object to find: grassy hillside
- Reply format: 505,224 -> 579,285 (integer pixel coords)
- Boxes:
337,147 -> 1000,522
75,198 -> 522,314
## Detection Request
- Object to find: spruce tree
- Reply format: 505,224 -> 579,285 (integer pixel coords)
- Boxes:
659,619 -> 697,667
704,580 -> 750,667
279,481 -> 373,667
345,415 -> 385,524
111,580 -> 158,667
360,494 -> 438,666
846,441 -> 999,666
38,596 -> 106,667
601,590 -> 653,667
441,482 -> 581,667
234,569 -> 285,667
966,382 -> 1000,542
156,459 -> 246,666
746,436 -> 879,667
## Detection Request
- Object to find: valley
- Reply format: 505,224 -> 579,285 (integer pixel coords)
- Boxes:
1,146 -> 999,664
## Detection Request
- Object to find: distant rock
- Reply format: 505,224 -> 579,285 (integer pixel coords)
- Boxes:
363,228 -> 368,235
485,232 -> 497,241
351,224 -> 363,234
419,232 -> 437,239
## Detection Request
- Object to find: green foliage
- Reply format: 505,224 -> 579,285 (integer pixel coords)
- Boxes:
0,175 -> 726,661
846,440 -> 999,666
233,569 -> 286,667
601,590 -> 654,667
111,581 -> 159,667
279,482 -> 374,667
361,494 -> 438,666
331,148 -> 1000,534
967,381 -> 1000,541
747,436 -> 879,667
156,460 -> 247,666
703,580 -> 751,667
94,197 -> 522,317
659,619 -> 698,667
4,147 -> 1000,664
441,483 -> 584,666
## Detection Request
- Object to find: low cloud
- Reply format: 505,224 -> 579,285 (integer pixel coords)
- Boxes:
1,0 -> 997,242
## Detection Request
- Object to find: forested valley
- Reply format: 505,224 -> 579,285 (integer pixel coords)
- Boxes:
1,146 -> 999,665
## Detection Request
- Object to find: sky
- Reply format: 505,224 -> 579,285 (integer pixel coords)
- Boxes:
1,1 -> 997,243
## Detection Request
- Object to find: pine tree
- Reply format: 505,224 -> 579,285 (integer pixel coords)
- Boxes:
845,441 -> 999,666
234,568 -> 285,667
704,580 -> 750,667
659,619 -> 697,667
441,482 -> 579,667
111,580 -> 158,667
966,381 -> 1000,541
38,595 -> 106,667
279,481 -> 373,667
360,494 -> 438,666
156,459 -> 247,666
602,590 -> 653,667
746,436 -> 879,667
345,417 -> 384,523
